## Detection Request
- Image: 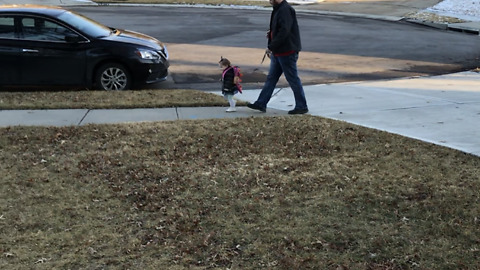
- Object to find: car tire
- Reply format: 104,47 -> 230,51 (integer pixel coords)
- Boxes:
95,63 -> 131,90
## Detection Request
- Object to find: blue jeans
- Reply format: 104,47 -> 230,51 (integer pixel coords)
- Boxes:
254,52 -> 308,110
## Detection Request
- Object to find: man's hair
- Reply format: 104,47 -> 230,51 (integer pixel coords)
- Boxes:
219,56 -> 231,67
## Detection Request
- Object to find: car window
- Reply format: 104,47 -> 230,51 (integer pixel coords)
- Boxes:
0,16 -> 15,39
57,11 -> 111,38
21,17 -> 78,42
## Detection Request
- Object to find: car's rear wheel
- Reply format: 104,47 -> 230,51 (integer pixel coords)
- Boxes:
95,63 -> 131,90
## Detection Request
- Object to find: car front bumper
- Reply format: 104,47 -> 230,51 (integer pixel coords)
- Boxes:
133,58 -> 169,85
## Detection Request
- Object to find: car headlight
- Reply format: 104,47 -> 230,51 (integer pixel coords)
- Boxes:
135,49 -> 160,60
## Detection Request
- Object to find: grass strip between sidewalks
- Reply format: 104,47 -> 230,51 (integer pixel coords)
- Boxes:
0,89 -> 236,110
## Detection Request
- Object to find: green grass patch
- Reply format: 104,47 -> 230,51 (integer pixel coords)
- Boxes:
0,89 -> 238,110
1,116 -> 479,269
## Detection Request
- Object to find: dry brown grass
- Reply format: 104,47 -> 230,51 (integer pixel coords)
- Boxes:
405,11 -> 466,24
1,116 -> 479,269
0,89 -> 236,110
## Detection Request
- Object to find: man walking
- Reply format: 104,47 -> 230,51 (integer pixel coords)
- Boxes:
247,0 -> 308,115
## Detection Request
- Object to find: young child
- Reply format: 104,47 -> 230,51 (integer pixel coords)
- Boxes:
219,57 -> 242,112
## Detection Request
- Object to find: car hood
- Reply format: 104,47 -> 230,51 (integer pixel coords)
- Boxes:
103,29 -> 165,51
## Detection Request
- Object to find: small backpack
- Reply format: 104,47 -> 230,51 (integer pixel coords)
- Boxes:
232,66 -> 243,93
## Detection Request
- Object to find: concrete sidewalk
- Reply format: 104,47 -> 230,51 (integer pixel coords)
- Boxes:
1,71 -> 479,156
240,71 -> 480,157
0,106 -> 287,127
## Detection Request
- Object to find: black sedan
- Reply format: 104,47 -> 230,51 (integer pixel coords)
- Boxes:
0,5 -> 169,90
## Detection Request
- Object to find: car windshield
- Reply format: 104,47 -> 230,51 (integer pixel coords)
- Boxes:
57,10 -> 112,38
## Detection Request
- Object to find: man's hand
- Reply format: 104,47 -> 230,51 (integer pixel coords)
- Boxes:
261,49 -> 272,64
266,49 -> 272,59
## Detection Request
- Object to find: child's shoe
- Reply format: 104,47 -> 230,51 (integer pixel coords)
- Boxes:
226,107 -> 237,112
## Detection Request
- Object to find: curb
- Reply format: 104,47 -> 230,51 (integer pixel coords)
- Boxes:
405,18 -> 480,35
404,18 -> 448,30
447,22 -> 480,35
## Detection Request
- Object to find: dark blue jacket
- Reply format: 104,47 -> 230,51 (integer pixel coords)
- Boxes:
268,0 -> 302,54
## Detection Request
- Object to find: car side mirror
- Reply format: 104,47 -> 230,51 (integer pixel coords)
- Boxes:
65,34 -> 84,43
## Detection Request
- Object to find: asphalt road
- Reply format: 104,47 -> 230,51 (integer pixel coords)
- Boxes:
72,5 -> 480,90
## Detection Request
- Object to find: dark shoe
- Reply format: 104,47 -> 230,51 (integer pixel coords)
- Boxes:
247,103 -> 266,112
288,108 -> 309,115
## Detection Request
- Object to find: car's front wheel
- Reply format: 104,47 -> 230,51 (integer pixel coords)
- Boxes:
95,63 -> 131,90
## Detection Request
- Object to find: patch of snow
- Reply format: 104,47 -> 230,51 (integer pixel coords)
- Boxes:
427,0 -> 480,22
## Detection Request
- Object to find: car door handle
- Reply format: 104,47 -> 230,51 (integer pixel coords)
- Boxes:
22,49 -> 39,53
